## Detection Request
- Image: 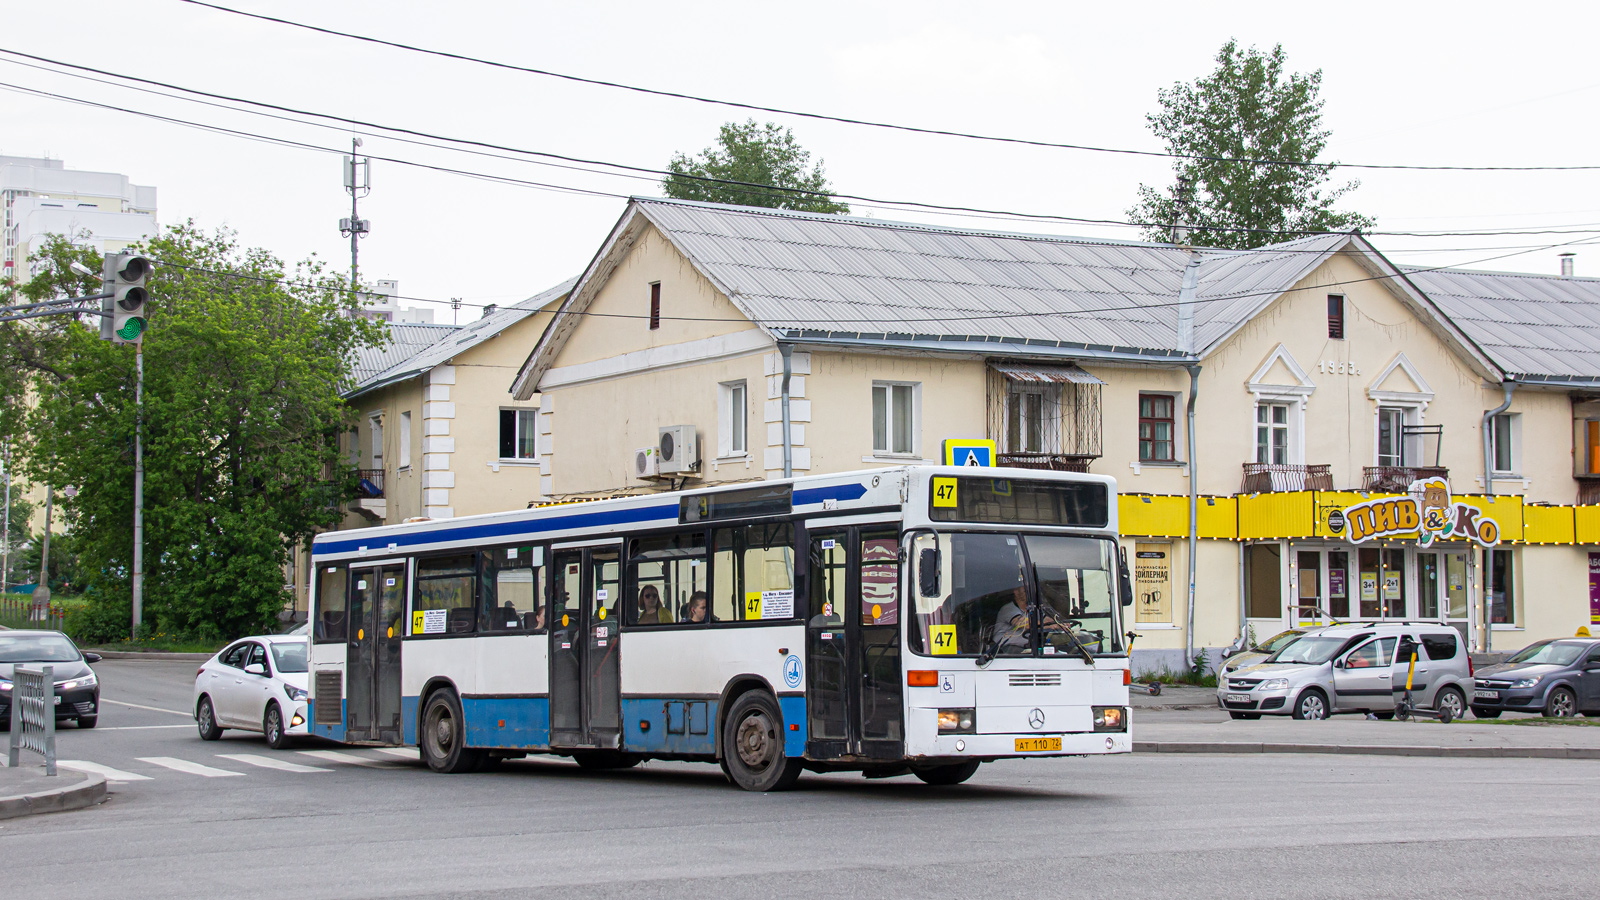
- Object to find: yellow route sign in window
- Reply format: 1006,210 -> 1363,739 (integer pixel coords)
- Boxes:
932,477 -> 958,508
930,624 -> 958,655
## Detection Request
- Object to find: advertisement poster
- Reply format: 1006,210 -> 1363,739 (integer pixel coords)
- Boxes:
1134,543 -> 1172,625
1360,572 -> 1378,604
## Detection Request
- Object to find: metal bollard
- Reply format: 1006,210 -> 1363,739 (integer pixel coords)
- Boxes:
7,664 -> 57,775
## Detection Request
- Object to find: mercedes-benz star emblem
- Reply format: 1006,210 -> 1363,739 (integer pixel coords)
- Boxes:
1028,708 -> 1045,729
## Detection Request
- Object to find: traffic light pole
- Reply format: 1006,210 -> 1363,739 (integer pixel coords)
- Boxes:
132,343 -> 144,639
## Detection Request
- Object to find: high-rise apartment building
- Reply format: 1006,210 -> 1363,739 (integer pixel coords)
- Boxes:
1,155 -> 158,278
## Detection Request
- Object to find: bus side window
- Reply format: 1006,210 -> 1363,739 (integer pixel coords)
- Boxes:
712,523 -> 796,622
482,546 -> 544,632
860,535 -> 898,626
415,555 -> 477,635
627,531 -> 707,626
315,565 -> 348,643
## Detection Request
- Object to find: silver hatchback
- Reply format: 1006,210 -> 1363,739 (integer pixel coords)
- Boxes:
1216,623 -> 1472,720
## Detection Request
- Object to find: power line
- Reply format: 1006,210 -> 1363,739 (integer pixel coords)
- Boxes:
9,54 -> 1600,243
178,0 -> 1600,175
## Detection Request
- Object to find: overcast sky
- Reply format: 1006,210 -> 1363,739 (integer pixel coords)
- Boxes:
7,1 -> 1600,318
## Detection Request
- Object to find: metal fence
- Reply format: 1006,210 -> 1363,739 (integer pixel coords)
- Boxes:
7,665 -> 57,775
0,596 -> 67,631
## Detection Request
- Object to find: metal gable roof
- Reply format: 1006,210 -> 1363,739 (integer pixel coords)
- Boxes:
1400,266 -> 1600,381
345,278 -> 576,399
349,323 -> 457,388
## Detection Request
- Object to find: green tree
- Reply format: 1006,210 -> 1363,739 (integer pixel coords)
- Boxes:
663,120 -> 850,214
20,222 -> 382,642
1129,40 -> 1374,249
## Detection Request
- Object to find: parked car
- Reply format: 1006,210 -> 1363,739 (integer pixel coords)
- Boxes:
1217,622 -> 1471,721
1471,638 -> 1600,718
193,634 -> 309,748
1220,627 -> 1315,676
0,631 -> 102,729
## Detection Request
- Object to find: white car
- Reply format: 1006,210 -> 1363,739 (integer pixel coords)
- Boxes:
194,634 -> 310,748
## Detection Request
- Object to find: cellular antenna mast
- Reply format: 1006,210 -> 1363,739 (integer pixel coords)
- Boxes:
340,136 -> 371,290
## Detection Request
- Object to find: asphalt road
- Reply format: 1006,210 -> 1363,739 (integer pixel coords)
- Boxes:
5,660 -> 1599,900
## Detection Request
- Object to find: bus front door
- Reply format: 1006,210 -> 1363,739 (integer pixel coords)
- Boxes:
346,561 -> 405,743
806,528 -> 904,760
549,546 -> 623,750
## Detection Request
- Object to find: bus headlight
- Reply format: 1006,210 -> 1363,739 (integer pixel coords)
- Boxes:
937,708 -> 976,734
1093,706 -> 1126,732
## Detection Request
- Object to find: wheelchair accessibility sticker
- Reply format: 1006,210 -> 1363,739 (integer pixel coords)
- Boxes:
783,654 -> 803,689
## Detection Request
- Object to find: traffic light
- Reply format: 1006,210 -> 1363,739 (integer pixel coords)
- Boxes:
106,252 -> 150,345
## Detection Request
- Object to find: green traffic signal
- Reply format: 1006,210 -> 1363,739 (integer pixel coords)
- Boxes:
116,317 -> 145,341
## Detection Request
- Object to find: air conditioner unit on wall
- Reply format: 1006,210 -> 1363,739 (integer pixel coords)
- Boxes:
633,447 -> 659,479
658,425 -> 699,474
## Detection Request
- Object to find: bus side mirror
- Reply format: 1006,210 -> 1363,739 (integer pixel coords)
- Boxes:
918,547 -> 940,597
1118,547 -> 1134,608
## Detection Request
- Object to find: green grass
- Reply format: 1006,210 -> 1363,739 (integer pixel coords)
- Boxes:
1468,715 -> 1600,727
1141,667 -> 1219,688
90,636 -> 227,654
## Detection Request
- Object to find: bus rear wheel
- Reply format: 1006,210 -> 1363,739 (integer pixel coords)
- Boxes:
722,691 -> 803,792
913,761 -> 980,786
421,689 -> 483,774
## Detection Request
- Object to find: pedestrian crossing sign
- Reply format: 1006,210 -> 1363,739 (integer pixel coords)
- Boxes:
942,439 -> 996,468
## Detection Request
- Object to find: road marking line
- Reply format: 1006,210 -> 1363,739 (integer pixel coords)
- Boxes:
137,756 -> 245,778
59,760 -> 153,782
296,749 -> 402,767
373,747 -> 419,759
217,753 -> 331,773
101,699 -> 193,717
98,724 -> 194,731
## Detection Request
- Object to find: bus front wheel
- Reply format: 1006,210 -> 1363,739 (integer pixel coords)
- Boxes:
421,689 -> 483,774
721,691 -> 803,792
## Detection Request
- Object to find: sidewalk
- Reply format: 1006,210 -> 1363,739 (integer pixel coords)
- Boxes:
1134,715 -> 1600,759
0,765 -> 106,819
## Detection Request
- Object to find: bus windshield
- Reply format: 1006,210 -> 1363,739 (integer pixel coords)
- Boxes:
908,532 -> 1123,658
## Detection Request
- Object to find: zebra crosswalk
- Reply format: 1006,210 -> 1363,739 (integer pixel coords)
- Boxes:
48,747 -> 421,784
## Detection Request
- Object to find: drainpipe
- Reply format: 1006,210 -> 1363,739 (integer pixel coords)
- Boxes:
1185,364 -> 1201,667
1479,379 -> 1515,651
779,343 -> 794,479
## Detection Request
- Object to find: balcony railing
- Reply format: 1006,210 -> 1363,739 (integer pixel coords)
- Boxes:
1579,476 -> 1600,506
1363,465 -> 1448,493
997,453 -> 1094,473
356,468 -> 385,499
1241,463 -> 1333,493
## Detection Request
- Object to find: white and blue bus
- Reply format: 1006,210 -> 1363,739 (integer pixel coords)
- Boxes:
305,466 -> 1133,790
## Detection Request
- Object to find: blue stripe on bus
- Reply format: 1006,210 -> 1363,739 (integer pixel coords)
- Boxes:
463,696 -> 551,749
313,481 -> 869,559
621,698 -> 718,756
779,696 -> 807,757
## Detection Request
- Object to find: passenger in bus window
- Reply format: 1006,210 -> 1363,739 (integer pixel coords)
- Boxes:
684,591 -> 713,624
994,586 -> 1031,651
637,585 -> 672,624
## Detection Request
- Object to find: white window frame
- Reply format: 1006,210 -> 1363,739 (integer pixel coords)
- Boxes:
1254,401 -> 1294,465
398,411 -> 412,470
871,381 -> 920,458
717,380 -> 748,458
499,408 -> 539,461
1005,384 -> 1051,454
368,413 -> 384,468
1245,344 -> 1314,466
1374,405 -> 1424,468
1490,412 -> 1521,477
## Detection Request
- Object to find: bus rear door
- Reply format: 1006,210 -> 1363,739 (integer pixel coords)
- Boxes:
549,544 -> 623,750
806,527 -> 904,760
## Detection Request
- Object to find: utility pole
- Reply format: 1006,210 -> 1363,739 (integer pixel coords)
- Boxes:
339,137 -> 372,293
33,486 -> 51,615
451,297 -> 461,326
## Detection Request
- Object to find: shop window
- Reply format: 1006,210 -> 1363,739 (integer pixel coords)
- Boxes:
1244,544 -> 1281,618
415,555 -> 477,635
1138,394 -> 1175,462
872,382 -> 917,456
1490,549 -> 1516,625
481,545 -> 545,632
1296,551 -> 1321,620
314,565 -> 348,643
628,531 -> 708,625
1446,555 -> 1469,618
1416,552 -> 1440,619
1327,551 -> 1350,618
1358,548 -> 1407,618
499,409 -> 538,460
711,523 -> 796,622
1255,403 -> 1290,465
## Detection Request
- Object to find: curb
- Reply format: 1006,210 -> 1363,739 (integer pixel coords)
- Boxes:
0,772 -> 107,820
1134,740 -> 1600,759
88,650 -> 214,661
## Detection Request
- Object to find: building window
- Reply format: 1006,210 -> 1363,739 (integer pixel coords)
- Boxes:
1138,394 -> 1175,462
1490,549 -> 1515,625
368,414 -> 383,468
649,282 -> 661,330
1328,294 -> 1345,340
1255,403 -> 1290,465
718,381 -> 747,457
1007,388 -> 1045,452
1377,406 -> 1405,467
872,382 -> 917,456
1587,420 -> 1600,475
1490,413 -> 1519,475
399,411 -> 412,469
1244,543 -> 1281,619
499,409 -> 538,460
